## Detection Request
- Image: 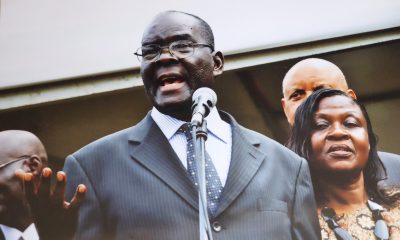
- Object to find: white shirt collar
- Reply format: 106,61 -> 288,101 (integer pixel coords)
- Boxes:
0,223 -> 39,240
151,107 -> 229,143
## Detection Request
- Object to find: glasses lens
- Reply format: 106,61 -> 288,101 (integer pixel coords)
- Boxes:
170,42 -> 193,59
139,45 -> 160,62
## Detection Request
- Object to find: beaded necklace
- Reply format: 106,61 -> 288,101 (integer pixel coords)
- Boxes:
321,200 -> 389,240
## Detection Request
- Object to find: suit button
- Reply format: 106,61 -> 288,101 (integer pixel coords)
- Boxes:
212,221 -> 222,232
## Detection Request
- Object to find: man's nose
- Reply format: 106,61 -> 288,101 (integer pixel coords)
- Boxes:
157,47 -> 177,62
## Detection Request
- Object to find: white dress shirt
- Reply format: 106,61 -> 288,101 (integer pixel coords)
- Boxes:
0,223 -> 39,240
151,107 -> 232,186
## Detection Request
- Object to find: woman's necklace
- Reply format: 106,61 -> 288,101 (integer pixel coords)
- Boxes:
321,200 -> 389,240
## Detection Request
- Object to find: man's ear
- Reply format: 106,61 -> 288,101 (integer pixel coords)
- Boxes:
347,89 -> 357,100
212,51 -> 224,77
23,155 -> 43,176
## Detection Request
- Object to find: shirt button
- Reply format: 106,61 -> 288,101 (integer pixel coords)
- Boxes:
212,221 -> 222,232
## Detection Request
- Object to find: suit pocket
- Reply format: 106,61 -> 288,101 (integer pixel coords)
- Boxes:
257,197 -> 288,213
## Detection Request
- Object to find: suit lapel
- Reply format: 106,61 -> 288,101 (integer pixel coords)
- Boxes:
127,112 -> 266,217
128,114 -> 198,210
0,227 -> 4,240
214,113 -> 266,217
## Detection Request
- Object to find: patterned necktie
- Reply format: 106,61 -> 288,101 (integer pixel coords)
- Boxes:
178,123 -> 223,216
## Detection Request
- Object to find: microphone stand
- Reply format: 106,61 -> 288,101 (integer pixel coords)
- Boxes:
190,121 -> 214,240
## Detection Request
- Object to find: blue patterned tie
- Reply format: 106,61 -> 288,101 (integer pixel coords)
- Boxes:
179,123 -> 223,216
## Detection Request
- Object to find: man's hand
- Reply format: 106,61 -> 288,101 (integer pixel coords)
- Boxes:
16,167 -> 86,240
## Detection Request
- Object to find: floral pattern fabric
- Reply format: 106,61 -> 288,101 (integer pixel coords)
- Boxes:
319,202 -> 400,240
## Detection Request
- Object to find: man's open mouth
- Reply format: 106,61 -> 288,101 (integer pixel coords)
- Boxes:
159,76 -> 184,86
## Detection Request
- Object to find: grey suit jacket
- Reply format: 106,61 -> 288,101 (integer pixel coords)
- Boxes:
64,111 -> 320,240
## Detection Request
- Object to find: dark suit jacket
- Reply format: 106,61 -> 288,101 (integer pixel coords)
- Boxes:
64,112 -> 320,240
0,229 -> 4,240
377,151 -> 400,199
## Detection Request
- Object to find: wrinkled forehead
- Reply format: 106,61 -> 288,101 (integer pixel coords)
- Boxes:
284,64 -> 347,90
0,135 -> 30,161
142,12 -> 203,45
283,74 -> 346,97
0,145 -> 22,163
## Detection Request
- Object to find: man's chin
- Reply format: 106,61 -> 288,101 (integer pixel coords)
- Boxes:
154,100 -> 192,119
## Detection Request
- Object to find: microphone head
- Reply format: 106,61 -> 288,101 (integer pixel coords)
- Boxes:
192,87 -> 217,108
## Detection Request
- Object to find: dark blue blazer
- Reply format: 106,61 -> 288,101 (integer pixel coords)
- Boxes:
377,151 -> 400,199
64,112 -> 320,240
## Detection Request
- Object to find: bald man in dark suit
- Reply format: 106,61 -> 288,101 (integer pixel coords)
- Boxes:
0,130 -> 47,240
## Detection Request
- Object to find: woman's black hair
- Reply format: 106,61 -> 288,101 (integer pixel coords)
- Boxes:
286,88 -> 390,204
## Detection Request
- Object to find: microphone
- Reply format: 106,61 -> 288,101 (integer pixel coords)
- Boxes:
191,87 -> 217,126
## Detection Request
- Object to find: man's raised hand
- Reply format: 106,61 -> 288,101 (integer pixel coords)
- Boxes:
16,167 -> 86,240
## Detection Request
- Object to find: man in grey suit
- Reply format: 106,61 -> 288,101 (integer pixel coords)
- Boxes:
22,11 -> 320,240
281,58 -> 400,200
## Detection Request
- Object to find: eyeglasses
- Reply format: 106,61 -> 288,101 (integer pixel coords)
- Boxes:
0,155 -> 30,170
134,41 -> 214,63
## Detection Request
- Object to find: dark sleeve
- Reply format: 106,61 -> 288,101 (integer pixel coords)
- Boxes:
291,158 -> 321,240
377,151 -> 400,201
64,155 -> 106,240
378,151 -> 400,185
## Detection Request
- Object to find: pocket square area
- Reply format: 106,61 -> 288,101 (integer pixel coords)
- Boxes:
257,197 -> 288,213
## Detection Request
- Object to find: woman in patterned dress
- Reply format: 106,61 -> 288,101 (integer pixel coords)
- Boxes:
287,88 -> 400,240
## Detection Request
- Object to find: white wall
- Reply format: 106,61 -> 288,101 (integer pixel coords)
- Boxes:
1,0 -> 399,89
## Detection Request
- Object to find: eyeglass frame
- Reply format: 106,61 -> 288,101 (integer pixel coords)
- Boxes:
134,41 -> 214,63
0,155 -> 31,170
